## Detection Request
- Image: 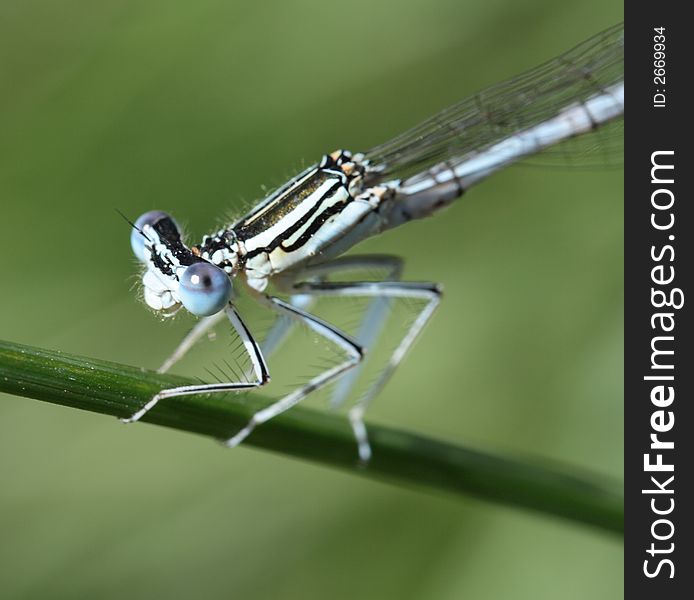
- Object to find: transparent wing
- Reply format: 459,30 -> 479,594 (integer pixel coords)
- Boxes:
363,22 -> 624,183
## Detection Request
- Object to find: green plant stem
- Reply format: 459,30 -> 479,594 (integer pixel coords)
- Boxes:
0,339 -> 622,534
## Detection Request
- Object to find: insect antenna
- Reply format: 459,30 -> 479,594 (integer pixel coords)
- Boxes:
115,208 -> 153,243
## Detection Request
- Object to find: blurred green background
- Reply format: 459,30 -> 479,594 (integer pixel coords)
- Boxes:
0,1 -> 623,598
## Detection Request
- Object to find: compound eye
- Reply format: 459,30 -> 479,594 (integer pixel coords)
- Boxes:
178,262 -> 233,316
130,210 -> 177,262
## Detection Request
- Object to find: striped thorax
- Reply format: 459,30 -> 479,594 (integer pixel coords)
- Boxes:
199,150 -> 376,292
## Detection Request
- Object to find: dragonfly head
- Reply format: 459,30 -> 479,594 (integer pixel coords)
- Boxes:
130,210 -> 233,317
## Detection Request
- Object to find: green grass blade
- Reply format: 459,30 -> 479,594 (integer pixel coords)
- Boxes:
0,339 -> 623,534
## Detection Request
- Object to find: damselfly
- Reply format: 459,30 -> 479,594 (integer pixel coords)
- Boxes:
124,23 -> 624,461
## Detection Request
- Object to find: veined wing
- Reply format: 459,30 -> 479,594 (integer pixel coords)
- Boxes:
363,22 -> 624,186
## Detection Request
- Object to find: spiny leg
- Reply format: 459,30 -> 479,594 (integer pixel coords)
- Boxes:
330,293 -> 390,408
157,311 -> 226,374
223,296 -> 363,448
290,280 -> 441,462
282,255 -> 403,409
260,294 -> 315,359
121,305 -> 269,423
262,255 -> 402,365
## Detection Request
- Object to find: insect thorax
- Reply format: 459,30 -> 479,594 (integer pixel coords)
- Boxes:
198,150 -> 370,291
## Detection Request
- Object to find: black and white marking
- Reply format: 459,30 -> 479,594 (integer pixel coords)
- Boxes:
126,24 -> 624,461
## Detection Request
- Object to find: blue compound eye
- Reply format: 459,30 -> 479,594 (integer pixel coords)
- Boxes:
130,210 -> 176,262
178,262 -> 232,316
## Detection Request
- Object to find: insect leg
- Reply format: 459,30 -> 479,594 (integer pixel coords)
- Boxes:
282,255 -> 403,409
262,255 -> 401,375
260,294 -> 315,359
222,296 -> 363,448
157,311 -> 226,374
120,305 -> 269,423
290,280 -> 441,462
